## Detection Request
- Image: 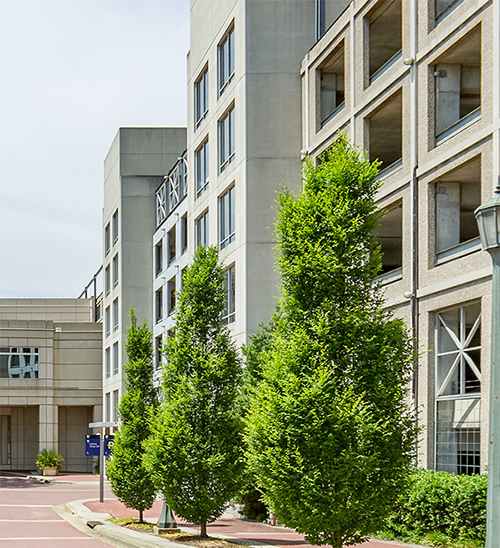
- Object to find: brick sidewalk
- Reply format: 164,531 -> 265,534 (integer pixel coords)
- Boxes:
84,498 -> 420,548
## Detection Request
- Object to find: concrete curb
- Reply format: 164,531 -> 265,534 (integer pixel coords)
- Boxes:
60,498 -> 279,548
58,496 -> 427,548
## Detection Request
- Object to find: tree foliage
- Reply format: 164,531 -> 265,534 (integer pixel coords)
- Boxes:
245,135 -> 418,547
144,246 -> 243,537
107,309 -> 158,523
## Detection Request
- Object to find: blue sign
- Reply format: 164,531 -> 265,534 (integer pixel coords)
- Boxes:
85,435 -> 101,456
104,435 -> 114,456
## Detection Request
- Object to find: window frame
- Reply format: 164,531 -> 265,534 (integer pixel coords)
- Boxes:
195,138 -> 209,197
105,347 -> 110,378
113,342 -> 119,375
194,66 -> 209,127
222,265 -> 235,325
112,254 -> 119,287
219,106 -> 235,172
195,210 -> 209,248
112,210 -> 119,244
112,298 -> 119,332
218,25 -> 235,95
219,185 -> 235,249
104,224 -> 110,256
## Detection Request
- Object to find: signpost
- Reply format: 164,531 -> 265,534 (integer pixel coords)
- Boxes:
88,422 -> 118,503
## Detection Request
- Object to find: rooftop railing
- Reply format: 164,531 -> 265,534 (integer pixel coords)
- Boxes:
156,150 -> 188,227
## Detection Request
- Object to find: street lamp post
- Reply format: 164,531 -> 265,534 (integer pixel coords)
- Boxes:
475,182 -> 500,548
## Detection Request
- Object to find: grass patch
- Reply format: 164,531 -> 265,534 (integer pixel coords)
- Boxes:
108,517 -> 155,533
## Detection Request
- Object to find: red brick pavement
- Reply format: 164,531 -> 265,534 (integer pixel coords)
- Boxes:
84,498 -> 419,548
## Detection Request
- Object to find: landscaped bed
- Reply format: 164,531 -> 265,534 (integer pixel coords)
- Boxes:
109,518 -> 243,548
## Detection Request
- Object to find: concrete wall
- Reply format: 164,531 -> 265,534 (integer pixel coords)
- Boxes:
102,128 -> 186,416
300,0 -> 498,472
0,299 -> 102,471
188,0 -> 316,346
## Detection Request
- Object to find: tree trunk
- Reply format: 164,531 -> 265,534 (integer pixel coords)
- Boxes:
139,510 -> 144,524
200,522 -> 208,537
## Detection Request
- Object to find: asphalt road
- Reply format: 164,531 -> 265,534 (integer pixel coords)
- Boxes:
0,474 -> 113,548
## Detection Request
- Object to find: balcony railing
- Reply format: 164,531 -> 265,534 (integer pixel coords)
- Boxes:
156,150 -> 188,227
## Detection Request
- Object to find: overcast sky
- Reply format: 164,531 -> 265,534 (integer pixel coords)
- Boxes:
0,0 -> 189,299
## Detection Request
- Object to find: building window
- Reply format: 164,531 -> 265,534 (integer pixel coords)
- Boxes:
195,210 -> 209,248
105,223 -> 110,256
218,25 -> 234,94
318,41 -> 345,127
219,186 -> 235,249
222,265 -> 235,325
112,254 -> 119,287
434,26 -> 481,143
112,209 -> 119,244
181,214 -> 188,254
113,298 -> 119,332
105,306 -> 110,337
435,302 -> 481,475
155,241 -> 163,277
168,226 -> 176,265
113,390 -> 119,423
155,335 -> 162,370
168,277 -> 176,316
105,266 -> 111,296
195,66 -> 209,127
366,0 -> 402,84
377,202 -> 402,275
105,347 -> 110,379
367,89 -> 402,174
434,157 -> 481,258
316,0 -> 349,40
105,392 -> 110,423
219,107 -> 235,172
435,0 -> 465,23
113,342 -> 119,375
155,288 -> 163,323
0,347 -> 39,379
195,139 -> 209,197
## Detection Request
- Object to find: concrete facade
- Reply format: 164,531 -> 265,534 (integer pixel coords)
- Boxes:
0,299 -> 102,472
102,128 -> 187,409
185,0 -> 320,346
301,0 -> 499,473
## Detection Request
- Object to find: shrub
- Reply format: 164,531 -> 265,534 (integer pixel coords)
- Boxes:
384,468 -> 487,543
36,449 -> 64,471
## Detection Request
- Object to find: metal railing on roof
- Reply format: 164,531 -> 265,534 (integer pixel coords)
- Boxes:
156,150 -> 188,227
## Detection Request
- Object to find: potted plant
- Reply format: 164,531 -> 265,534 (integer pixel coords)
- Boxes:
36,449 -> 64,476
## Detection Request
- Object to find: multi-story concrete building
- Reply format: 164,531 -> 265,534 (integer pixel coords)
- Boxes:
102,127 -> 186,414
99,0 -> 499,477
301,0 -> 499,474
0,298 -> 102,472
185,0 -> 322,346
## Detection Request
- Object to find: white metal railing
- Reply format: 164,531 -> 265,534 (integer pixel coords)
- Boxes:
156,151 -> 188,227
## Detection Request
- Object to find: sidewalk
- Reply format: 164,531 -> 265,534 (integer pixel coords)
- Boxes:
38,473 -> 426,548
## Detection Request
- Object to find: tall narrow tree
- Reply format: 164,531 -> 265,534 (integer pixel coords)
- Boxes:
145,246 -> 243,537
245,135 -> 418,548
107,309 -> 158,523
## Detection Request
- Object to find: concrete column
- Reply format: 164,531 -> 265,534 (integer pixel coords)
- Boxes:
38,402 -> 57,453
435,63 -> 461,134
436,181 -> 460,252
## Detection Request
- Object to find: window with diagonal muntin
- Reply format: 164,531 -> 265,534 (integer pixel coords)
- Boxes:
436,302 -> 481,398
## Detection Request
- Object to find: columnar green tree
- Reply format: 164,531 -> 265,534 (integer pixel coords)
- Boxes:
245,135 -> 418,548
107,309 -> 158,523
145,246 -> 243,537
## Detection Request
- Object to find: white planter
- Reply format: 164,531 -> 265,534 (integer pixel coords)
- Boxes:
42,467 -> 58,476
